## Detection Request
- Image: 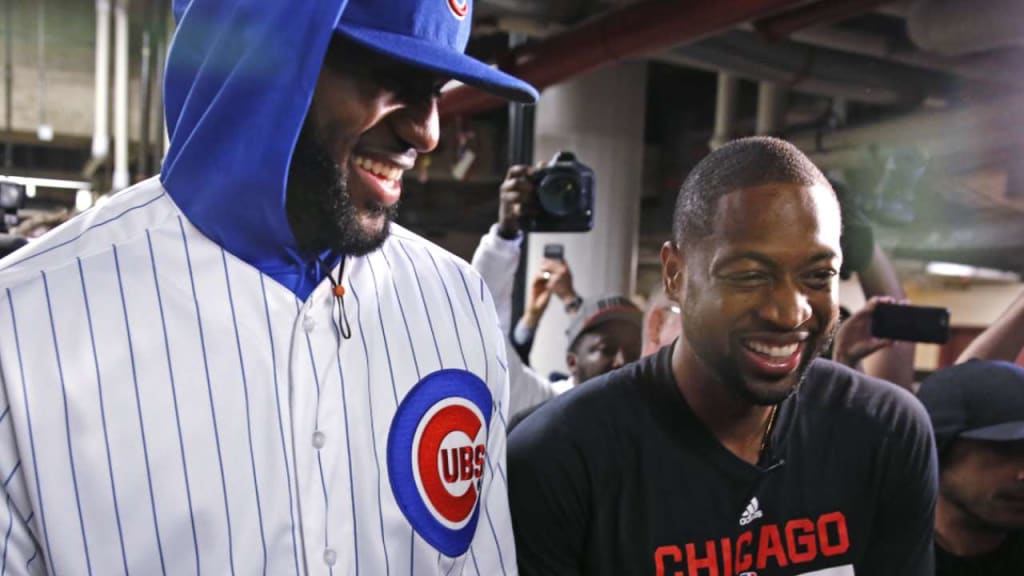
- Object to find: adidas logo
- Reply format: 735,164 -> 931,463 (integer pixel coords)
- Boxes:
739,497 -> 764,526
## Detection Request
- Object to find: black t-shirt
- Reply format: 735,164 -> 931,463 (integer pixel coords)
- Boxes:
936,532 -> 1024,576
508,345 -> 938,576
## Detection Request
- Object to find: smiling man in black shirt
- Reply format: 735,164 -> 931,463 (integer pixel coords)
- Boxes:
508,137 -> 937,576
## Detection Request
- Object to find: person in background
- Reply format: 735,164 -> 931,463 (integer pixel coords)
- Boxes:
957,286 -> 1024,365
918,361 -> 1024,575
641,284 -> 682,357
917,285 -> 1024,574
830,183 -> 916,390
511,255 -> 580,364
472,165 -> 641,422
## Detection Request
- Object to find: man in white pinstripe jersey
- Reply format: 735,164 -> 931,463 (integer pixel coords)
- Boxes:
0,0 -> 536,574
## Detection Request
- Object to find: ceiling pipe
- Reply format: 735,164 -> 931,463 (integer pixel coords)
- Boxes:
907,0 -> 1024,56
754,0 -> 895,41
756,81 -> 787,135
657,30 -> 949,105
709,73 -> 738,150
4,0 -> 12,169
789,26 -> 1024,90
112,0 -> 129,191
440,0 -> 812,118
91,0 -> 111,162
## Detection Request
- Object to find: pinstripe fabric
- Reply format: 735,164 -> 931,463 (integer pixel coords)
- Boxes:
0,178 -> 515,575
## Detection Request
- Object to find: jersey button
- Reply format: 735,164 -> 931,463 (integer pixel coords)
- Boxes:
323,548 -> 337,566
312,431 -> 326,449
302,316 -> 316,332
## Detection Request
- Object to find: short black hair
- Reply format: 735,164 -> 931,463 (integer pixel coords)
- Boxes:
672,136 -> 834,247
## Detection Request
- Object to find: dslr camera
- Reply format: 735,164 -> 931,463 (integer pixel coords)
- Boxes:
522,151 -> 594,233
0,180 -> 25,234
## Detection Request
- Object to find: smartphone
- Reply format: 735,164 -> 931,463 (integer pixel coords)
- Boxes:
871,303 -> 950,344
543,243 -> 564,261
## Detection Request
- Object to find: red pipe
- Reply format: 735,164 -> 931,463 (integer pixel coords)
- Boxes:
440,0 -> 813,118
754,0 -> 895,41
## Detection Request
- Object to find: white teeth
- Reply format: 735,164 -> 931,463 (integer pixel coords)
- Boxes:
746,341 -> 799,358
353,155 -> 403,182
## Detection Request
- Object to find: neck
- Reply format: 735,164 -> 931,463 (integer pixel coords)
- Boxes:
935,495 -> 1008,556
672,340 -> 776,465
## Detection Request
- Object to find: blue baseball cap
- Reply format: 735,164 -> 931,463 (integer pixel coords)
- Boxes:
335,0 -> 538,103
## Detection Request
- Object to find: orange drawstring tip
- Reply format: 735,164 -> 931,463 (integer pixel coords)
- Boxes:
333,284 -> 346,298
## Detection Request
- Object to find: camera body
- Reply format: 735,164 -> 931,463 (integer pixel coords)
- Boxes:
521,151 -> 594,233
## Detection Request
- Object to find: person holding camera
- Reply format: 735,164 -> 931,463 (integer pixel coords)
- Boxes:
508,137 -> 936,575
471,163 -> 641,423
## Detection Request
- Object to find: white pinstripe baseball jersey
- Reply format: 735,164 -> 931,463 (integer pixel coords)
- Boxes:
0,177 -> 516,575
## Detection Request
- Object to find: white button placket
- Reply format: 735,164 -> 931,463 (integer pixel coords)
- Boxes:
290,292 -> 335,574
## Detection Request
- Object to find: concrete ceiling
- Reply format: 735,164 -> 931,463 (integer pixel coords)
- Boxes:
3,0 -> 1024,273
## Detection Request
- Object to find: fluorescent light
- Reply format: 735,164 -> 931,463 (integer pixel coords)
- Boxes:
926,261 -> 1021,283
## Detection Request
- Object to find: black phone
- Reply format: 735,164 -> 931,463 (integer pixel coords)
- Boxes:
543,243 -> 564,261
871,303 -> 950,344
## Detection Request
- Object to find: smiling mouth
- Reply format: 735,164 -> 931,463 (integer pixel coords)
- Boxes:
353,154 -> 405,183
744,341 -> 800,359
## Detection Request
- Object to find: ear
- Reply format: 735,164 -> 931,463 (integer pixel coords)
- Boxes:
660,240 -> 685,302
566,352 -> 578,379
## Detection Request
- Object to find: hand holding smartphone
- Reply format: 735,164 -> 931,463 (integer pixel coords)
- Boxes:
871,303 -> 950,344
543,243 -> 564,261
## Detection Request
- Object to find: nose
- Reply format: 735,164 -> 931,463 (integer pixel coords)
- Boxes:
760,279 -> 812,330
393,97 -> 440,154
611,347 -> 627,369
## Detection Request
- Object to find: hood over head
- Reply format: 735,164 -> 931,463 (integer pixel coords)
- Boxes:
161,0 -> 536,300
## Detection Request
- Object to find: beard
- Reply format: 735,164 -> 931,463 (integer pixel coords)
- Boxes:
685,320 -> 838,407
285,116 -> 399,256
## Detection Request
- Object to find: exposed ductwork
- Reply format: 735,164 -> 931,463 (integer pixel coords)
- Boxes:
441,0 -> 812,117
907,0 -> 1024,56
657,30 -> 952,105
755,0 -> 895,40
789,26 -> 1024,90
789,95 -> 1024,173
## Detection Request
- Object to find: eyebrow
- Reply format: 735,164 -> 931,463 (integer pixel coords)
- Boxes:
715,250 -> 838,270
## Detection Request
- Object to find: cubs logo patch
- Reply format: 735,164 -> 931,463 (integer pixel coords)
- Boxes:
447,0 -> 469,20
388,369 -> 492,557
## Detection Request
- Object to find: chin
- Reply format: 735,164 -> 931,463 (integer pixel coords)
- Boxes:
740,374 -> 802,405
737,354 -> 816,405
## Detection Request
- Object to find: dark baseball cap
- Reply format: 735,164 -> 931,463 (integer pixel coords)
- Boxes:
565,295 -> 642,351
917,360 -> 1024,450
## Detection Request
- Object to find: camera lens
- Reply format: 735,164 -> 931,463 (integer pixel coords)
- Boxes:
537,173 -> 580,217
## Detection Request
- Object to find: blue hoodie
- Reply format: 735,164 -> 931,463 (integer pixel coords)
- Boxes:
161,0 -> 349,300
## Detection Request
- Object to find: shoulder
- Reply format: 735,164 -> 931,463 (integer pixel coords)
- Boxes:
509,351 -> 662,457
387,224 -> 469,274
385,224 -> 493,305
800,358 -> 933,443
0,178 -> 177,291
